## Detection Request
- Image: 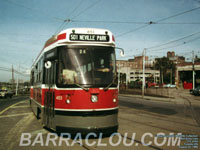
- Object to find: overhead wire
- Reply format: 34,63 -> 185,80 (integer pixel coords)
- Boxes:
4,0 -> 64,22
70,20 -> 147,24
54,0 -> 84,34
147,31 -> 200,50
147,36 -> 200,53
156,6 -> 200,23
58,0 -> 101,33
70,0 -> 101,20
0,66 -> 30,77
70,19 -> 200,25
116,6 -> 200,38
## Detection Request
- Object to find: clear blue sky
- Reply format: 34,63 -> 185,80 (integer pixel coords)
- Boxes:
0,0 -> 200,82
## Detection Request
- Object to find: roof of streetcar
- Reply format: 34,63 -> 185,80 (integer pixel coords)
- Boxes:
31,28 -> 115,68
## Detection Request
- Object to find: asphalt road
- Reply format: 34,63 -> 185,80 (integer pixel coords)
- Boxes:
119,95 -> 200,120
119,96 -> 180,116
0,95 -> 29,112
0,95 -> 199,150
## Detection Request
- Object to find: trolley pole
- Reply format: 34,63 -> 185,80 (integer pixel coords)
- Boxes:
117,64 -> 120,92
192,51 -> 195,90
142,48 -> 146,98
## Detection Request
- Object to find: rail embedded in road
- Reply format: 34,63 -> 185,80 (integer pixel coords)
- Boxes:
0,95 -> 199,149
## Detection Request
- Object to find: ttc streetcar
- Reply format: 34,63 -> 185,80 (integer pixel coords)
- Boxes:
30,28 -> 122,134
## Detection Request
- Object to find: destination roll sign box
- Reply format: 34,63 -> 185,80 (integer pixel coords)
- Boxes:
70,34 -> 109,42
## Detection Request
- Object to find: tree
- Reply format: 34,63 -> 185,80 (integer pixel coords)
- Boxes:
154,57 -> 176,84
195,55 -> 200,62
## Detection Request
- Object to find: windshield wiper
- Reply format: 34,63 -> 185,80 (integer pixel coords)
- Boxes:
73,74 -> 89,91
74,83 -> 89,91
103,75 -> 116,91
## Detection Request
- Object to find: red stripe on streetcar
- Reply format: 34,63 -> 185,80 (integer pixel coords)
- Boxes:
33,33 -> 67,64
44,33 -> 67,48
57,33 -> 66,40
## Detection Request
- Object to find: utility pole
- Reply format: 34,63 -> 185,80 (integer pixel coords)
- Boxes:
142,48 -> 146,98
170,67 -> 173,84
192,51 -> 195,90
16,64 -> 20,96
16,74 -> 18,95
169,61 -> 172,84
126,66 -> 128,89
12,65 -> 14,91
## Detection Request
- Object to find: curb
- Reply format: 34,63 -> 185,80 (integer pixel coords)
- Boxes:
119,94 -> 173,103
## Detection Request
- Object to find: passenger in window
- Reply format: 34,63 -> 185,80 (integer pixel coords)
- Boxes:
62,69 -> 78,84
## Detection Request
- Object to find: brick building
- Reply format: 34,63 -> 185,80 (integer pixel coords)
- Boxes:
116,56 -> 159,83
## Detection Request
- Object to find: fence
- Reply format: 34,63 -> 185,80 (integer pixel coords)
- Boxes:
119,87 -> 178,98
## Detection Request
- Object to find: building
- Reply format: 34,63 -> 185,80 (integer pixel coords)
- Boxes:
167,51 -> 185,63
116,56 -> 159,83
166,51 -> 200,88
129,69 -> 159,82
176,62 -> 200,88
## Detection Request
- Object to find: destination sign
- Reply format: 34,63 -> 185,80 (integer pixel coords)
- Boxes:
70,34 -> 109,42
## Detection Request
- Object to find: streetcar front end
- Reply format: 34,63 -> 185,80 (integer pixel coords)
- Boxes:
30,28 -> 119,134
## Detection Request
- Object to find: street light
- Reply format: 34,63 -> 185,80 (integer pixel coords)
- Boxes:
142,48 -> 146,98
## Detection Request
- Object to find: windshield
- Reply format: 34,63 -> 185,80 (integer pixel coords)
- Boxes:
57,46 -> 116,87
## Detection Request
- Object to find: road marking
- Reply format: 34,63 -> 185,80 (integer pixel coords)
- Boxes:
4,113 -> 34,150
0,100 -> 28,116
30,129 -> 49,136
0,112 -> 33,118
11,105 -> 30,108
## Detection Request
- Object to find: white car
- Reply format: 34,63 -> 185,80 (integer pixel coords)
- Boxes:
169,84 -> 176,88
163,84 -> 176,88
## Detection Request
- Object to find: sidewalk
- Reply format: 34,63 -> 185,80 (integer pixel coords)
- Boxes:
119,93 -> 174,103
119,88 -> 192,103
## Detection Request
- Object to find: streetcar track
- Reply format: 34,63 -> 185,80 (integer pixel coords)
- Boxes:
119,106 -> 199,128
76,141 -> 94,150
119,116 -> 191,135
120,134 -> 163,150
77,133 -> 164,150
178,93 -> 200,127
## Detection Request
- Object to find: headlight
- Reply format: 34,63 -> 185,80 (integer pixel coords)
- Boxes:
66,99 -> 71,104
113,98 -> 117,103
91,95 -> 98,103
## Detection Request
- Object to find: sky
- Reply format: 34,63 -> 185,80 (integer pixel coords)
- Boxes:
0,0 -> 200,82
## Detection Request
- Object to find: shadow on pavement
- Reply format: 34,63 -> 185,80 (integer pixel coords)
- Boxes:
119,101 -> 177,115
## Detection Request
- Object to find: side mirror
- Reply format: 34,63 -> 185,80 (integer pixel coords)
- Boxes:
115,47 -> 125,57
45,61 -> 52,69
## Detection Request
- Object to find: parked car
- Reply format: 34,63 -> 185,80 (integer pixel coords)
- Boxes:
190,86 -> 200,96
148,82 -> 158,88
169,84 -> 176,88
0,89 -> 14,98
163,84 -> 176,88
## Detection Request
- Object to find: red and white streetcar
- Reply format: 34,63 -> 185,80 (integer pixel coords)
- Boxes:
30,28 -> 122,134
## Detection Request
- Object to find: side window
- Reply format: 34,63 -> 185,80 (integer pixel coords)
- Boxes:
34,67 -> 37,85
44,61 -> 56,85
38,58 -> 43,83
88,63 -> 92,72
35,64 -> 39,83
30,71 -> 34,86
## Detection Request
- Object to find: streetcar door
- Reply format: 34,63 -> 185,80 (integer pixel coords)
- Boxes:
44,59 -> 56,129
